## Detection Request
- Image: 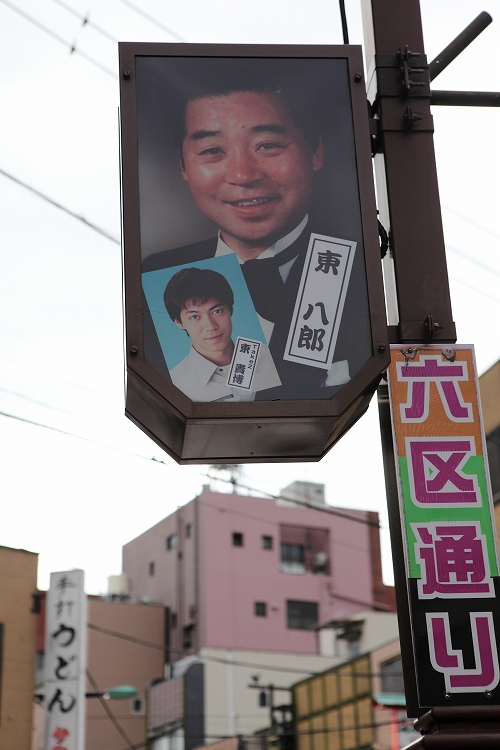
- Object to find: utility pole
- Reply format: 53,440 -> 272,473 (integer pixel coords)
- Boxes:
361,0 -> 500,745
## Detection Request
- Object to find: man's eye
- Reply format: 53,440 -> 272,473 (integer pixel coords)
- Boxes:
200,147 -> 223,156
257,142 -> 284,151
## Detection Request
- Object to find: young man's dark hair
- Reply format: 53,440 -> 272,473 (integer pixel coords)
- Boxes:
164,267 -> 234,323
168,58 -> 323,158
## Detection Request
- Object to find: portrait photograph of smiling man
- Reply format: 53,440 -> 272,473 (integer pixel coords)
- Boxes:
138,56 -> 373,401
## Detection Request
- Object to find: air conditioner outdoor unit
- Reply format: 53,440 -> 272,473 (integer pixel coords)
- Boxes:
313,551 -> 328,570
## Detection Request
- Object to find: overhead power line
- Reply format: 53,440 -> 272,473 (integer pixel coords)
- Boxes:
0,408 -> 171,465
450,274 -> 500,304
201,475 -> 381,529
443,204 -> 500,241
87,622 -> 393,678
0,167 -> 120,244
49,0 -> 118,43
117,0 -> 186,41
87,668 -> 134,746
447,243 -> 500,278
0,0 -> 117,78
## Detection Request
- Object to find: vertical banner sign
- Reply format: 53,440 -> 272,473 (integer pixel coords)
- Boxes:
387,345 -> 500,708
44,570 -> 87,750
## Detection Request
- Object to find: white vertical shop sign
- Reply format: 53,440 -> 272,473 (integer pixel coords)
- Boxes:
44,570 -> 87,750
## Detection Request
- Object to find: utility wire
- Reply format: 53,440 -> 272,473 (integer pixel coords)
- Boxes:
450,274 -> 500,304
88,621 -> 316,673
0,409 -> 171,465
0,386 -> 72,414
447,243 -> 500,278
0,167 -> 120,244
443,204 -> 500,241
0,352 -> 102,395
87,668 -> 134,747
198,498 -> 380,556
50,0 -> 118,42
201,476 -> 381,529
117,0 -> 186,41
87,622 -> 396,678
0,0 -> 117,78
0,405 -> 384,533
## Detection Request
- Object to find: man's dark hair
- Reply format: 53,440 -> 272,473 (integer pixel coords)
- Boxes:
164,267 -> 234,324
168,58 -> 323,158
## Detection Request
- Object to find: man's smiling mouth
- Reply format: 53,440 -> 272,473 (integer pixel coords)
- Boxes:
228,197 -> 278,207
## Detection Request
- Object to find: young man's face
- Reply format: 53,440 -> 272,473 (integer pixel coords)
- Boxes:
175,298 -> 233,365
181,91 -> 324,258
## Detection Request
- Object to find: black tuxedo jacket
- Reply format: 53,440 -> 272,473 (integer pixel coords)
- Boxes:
142,220 -> 372,401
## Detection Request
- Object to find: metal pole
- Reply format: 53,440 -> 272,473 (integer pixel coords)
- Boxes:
428,11 -> 492,81
362,0 -> 500,744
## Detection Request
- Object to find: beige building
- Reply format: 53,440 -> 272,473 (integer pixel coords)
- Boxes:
146,612 -> 403,748
0,544 -> 38,750
293,627 -> 419,750
33,593 -> 167,750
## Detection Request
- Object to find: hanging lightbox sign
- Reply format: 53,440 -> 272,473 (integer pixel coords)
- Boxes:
119,43 -> 389,463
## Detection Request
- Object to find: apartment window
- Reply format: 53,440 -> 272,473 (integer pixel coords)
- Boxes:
171,612 -> 178,629
380,656 -> 404,694
232,532 -> 244,547
166,533 -> 178,550
280,525 -> 330,574
149,562 -> 155,576
186,523 -> 192,538
183,624 -> 194,649
262,535 -> 273,550
131,696 -> 145,715
286,600 -> 318,630
280,543 -> 306,574
255,602 -> 267,617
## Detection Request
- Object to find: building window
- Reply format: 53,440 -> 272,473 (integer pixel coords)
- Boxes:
232,532 -> 244,547
280,525 -> 329,574
280,543 -> 306,573
166,533 -> 178,550
149,562 -> 155,576
183,624 -> 194,649
262,535 -> 273,550
130,696 -> 145,715
380,656 -> 404,694
186,523 -> 192,538
286,600 -> 318,630
171,612 -> 178,629
255,602 -> 267,617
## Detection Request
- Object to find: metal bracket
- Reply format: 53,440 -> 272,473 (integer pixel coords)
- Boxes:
375,49 -> 430,98
423,314 -> 444,339
395,319 -> 456,344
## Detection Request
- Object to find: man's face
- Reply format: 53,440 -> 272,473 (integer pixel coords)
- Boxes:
181,91 -> 324,257
175,298 -> 233,364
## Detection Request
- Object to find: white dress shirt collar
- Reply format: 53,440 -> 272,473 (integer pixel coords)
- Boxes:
215,214 -> 308,262
185,346 -> 229,388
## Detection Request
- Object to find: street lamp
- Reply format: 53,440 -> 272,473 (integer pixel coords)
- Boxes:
86,684 -> 138,700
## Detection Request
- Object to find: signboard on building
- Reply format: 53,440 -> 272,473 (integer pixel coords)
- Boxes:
119,43 -> 389,463
387,345 -> 500,710
44,569 -> 87,750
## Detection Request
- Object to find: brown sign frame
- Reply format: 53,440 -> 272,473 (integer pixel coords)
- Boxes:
119,42 -> 389,463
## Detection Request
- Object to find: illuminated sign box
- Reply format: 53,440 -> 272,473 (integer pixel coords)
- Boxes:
119,43 -> 389,463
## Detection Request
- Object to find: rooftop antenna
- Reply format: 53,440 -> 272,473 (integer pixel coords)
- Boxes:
208,464 -> 242,493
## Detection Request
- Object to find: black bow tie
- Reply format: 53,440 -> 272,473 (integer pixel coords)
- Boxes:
241,234 -> 307,323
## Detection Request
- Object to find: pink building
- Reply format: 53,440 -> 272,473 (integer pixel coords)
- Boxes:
123,482 -> 394,660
